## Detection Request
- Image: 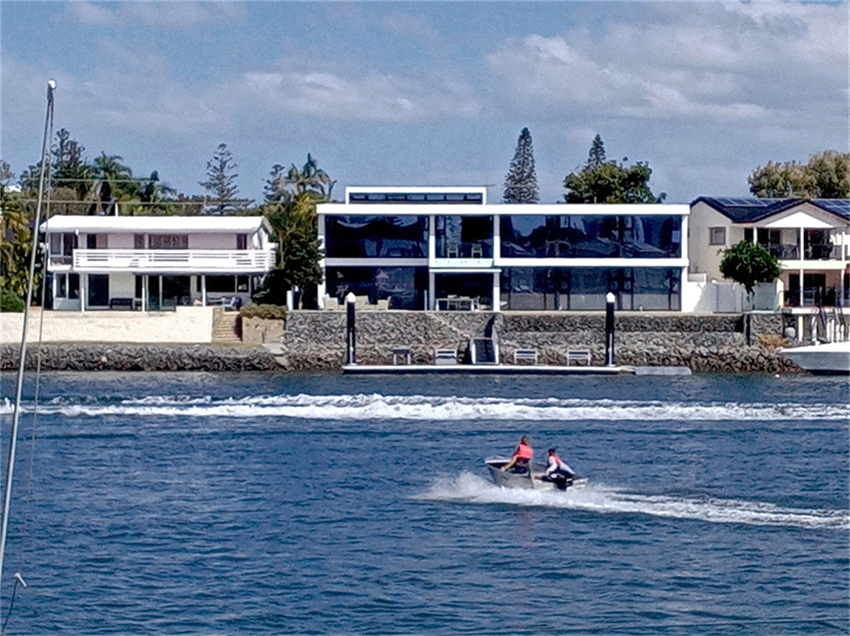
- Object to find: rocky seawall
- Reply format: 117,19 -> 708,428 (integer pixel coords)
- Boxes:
0,344 -> 279,372
252,311 -> 804,374
0,311 -> 806,374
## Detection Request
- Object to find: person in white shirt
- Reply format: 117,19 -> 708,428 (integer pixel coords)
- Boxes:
543,447 -> 574,485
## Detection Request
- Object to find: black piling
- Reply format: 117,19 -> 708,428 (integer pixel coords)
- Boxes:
346,293 -> 356,365
605,292 -> 615,366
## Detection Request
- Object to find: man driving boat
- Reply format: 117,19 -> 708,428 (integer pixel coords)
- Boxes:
501,435 -> 533,473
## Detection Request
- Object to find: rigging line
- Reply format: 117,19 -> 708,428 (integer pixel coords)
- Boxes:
0,80 -> 54,627
15,147 -> 54,579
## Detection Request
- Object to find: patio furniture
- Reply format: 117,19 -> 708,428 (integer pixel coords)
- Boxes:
566,349 -> 592,366
513,349 -> 538,365
392,347 -> 412,365
434,348 -> 458,365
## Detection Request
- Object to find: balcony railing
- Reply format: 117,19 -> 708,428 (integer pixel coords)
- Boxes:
762,243 -> 842,261
70,249 -> 275,272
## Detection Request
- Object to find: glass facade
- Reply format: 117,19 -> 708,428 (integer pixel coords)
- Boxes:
435,215 -> 493,258
434,273 -> 494,310
500,215 -> 681,259
326,266 -> 428,309
501,267 -> 681,311
324,216 -> 428,258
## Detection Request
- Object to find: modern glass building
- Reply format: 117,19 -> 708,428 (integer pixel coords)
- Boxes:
317,187 -> 690,311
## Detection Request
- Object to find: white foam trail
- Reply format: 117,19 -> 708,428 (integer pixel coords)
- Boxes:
418,473 -> 850,530
1,394 -> 847,421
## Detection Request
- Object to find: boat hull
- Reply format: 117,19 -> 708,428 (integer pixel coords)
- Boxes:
485,457 -> 587,491
780,341 -> 850,375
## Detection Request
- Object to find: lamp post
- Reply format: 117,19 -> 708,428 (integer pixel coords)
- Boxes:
605,291 -> 616,366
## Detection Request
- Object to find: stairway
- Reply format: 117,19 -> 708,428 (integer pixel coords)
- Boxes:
212,308 -> 242,344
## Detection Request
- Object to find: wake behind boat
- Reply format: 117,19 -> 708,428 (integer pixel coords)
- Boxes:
485,457 -> 588,491
779,340 -> 850,375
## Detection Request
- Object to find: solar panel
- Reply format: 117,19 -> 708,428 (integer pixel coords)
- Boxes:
814,199 -> 850,219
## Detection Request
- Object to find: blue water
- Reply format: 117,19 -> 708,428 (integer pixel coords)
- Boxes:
0,372 -> 847,634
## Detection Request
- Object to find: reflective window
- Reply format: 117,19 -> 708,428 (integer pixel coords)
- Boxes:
325,216 -> 428,258
501,267 -> 680,311
434,273 -> 493,310
149,234 -> 188,249
435,215 -> 493,258
327,266 -> 428,309
500,215 -> 681,258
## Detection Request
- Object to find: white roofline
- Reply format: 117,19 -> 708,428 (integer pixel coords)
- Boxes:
41,215 -> 271,234
318,203 -> 689,216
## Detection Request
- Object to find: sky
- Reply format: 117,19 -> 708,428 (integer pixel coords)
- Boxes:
1,1 -> 848,205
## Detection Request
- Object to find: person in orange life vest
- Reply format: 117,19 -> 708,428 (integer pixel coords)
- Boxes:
501,435 -> 533,473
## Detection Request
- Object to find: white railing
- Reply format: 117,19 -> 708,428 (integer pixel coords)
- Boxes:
72,249 -> 276,272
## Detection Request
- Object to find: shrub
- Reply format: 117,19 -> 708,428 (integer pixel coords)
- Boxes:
0,288 -> 25,312
240,304 -> 287,320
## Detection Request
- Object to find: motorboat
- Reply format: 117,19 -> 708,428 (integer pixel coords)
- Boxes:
484,457 -> 588,491
779,340 -> 850,375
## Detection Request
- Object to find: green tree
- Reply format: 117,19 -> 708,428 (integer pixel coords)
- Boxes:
91,152 -> 136,215
748,150 -> 850,198
200,143 -> 245,215
719,241 -> 781,294
53,128 -> 95,200
587,133 -> 606,167
1,160 -> 34,302
564,136 -> 665,203
502,127 -> 539,203
255,155 -> 335,305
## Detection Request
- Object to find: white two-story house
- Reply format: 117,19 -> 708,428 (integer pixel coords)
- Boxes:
317,186 -> 690,312
689,197 -> 850,308
41,215 -> 277,311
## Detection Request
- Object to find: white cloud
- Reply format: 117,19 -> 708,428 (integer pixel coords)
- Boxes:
484,2 -> 846,124
61,1 -> 245,29
217,68 -> 481,123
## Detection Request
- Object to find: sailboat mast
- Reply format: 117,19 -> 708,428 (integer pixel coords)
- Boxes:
0,80 -> 55,607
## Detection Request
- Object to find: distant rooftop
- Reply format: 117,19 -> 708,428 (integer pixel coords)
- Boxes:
693,197 -> 850,223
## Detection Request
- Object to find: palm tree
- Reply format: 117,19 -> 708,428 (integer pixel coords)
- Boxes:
91,152 -> 135,215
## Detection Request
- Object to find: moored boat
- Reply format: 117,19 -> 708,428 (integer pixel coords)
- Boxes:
779,341 -> 850,375
484,457 -> 588,491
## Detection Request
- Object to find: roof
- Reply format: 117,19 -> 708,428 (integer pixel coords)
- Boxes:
41,215 -> 271,234
692,197 -> 850,223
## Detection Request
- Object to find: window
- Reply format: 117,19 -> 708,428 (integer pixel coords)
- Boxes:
149,234 -> 188,249
709,227 -> 726,246
237,234 -> 248,250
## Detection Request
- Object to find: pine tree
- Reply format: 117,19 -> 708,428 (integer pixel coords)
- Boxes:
200,143 -> 241,215
502,127 -> 539,203
587,134 -> 606,167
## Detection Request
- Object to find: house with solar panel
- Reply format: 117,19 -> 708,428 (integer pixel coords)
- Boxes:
689,197 -> 849,310
317,186 -> 692,312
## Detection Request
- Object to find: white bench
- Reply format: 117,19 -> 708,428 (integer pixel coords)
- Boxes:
566,349 -> 592,366
513,349 -> 538,365
434,348 -> 458,365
